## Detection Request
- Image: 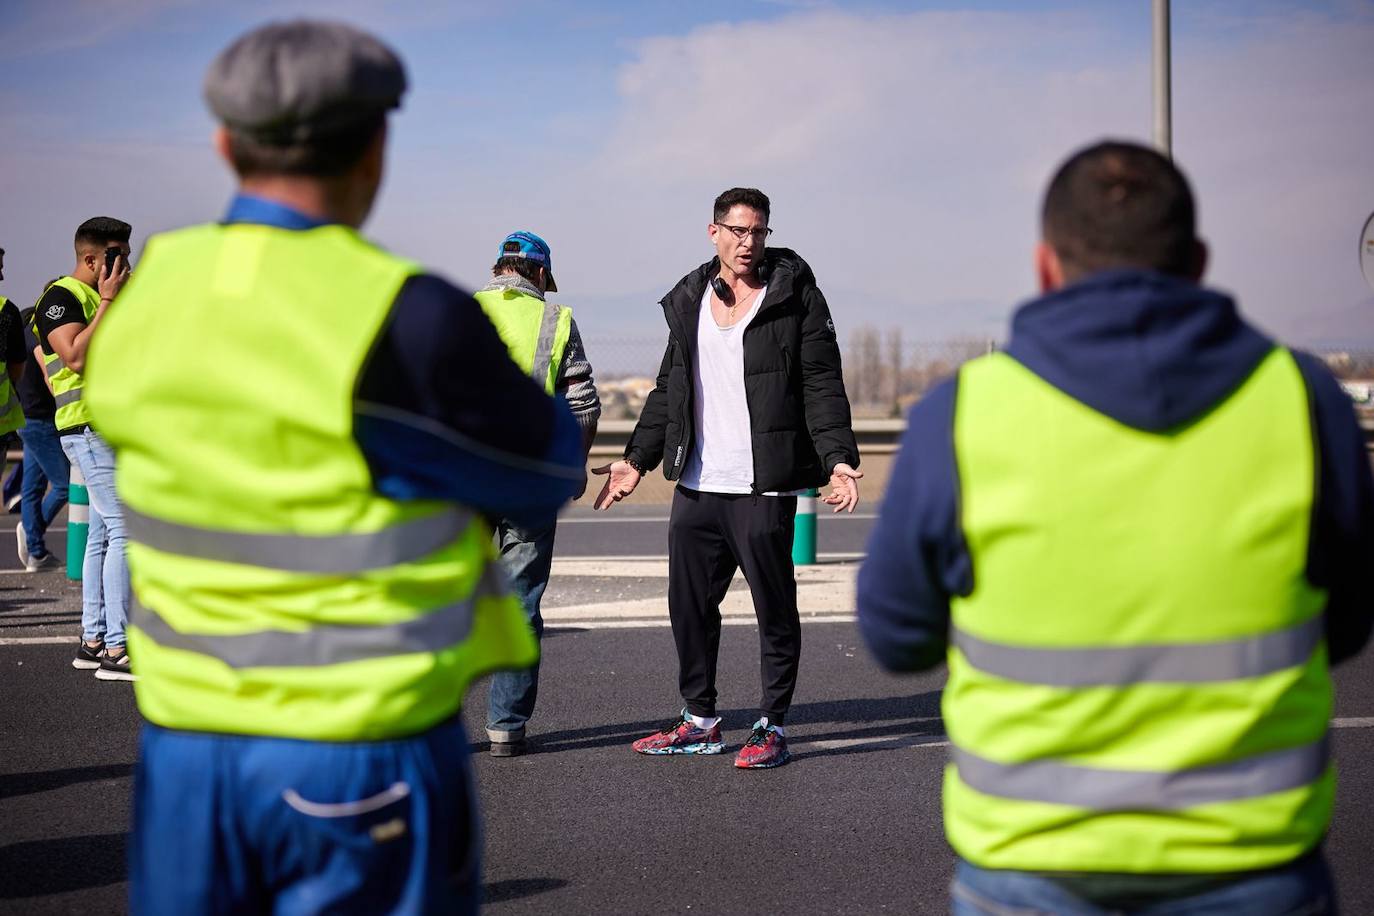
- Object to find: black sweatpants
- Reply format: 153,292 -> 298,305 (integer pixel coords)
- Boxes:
667,487 -> 800,724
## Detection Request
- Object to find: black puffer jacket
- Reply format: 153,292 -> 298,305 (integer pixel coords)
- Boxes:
624,247 -> 859,493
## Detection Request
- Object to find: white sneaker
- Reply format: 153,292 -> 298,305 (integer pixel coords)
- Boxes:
15,521 -> 28,568
26,552 -> 58,572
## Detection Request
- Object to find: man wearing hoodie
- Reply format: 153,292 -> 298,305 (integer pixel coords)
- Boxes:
593,187 -> 861,769
858,141 -> 1373,914
473,231 -> 600,757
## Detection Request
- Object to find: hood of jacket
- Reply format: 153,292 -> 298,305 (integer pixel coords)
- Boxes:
1004,269 -> 1276,433
660,247 -> 815,331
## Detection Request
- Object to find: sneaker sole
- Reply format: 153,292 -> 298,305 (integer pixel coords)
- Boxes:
94,668 -> 137,682
734,749 -> 792,769
71,659 -> 101,670
635,742 -> 725,756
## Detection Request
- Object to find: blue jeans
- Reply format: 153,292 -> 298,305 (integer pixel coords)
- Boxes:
3,448 -> 21,509
132,719 -> 480,915
60,429 -> 129,648
951,855 -> 1336,915
18,418 -> 69,559
486,519 -> 556,739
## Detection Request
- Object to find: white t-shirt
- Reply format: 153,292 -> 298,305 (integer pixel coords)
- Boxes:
679,284 -> 784,495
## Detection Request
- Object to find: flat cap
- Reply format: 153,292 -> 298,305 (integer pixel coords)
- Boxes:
205,20 -> 407,145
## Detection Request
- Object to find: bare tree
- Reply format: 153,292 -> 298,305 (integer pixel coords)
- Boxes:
886,327 -> 904,415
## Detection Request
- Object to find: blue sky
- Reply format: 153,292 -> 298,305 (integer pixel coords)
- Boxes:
3,0 -> 1372,365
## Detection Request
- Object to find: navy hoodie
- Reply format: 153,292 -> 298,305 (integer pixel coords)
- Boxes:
857,269 -> 1374,672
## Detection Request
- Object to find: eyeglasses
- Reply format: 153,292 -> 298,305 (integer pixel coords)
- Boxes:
714,222 -> 773,241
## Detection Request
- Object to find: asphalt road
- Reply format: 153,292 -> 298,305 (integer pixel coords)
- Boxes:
3,508 -> 1374,914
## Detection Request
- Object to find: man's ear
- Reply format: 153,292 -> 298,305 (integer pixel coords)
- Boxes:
358,122 -> 387,185
212,127 -> 234,169
1035,241 -> 1065,294
1189,239 -> 1208,282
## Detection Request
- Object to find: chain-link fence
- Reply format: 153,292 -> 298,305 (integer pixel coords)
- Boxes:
584,332 -> 1000,421
585,337 -> 1374,423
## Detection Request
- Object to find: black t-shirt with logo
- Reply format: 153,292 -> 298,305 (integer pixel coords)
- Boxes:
34,284 -> 89,356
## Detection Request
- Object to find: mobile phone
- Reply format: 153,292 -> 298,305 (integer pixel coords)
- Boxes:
104,247 -> 121,274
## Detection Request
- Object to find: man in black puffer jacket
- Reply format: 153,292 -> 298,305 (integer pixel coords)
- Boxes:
592,187 -> 860,769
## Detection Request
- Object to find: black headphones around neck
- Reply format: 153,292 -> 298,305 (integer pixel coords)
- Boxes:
711,257 -> 771,305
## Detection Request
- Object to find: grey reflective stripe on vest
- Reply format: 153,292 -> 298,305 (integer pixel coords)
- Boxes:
1,390 -> 18,415
530,301 -> 562,389
952,737 -> 1328,811
953,616 -> 1323,687
129,564 -> 505,668
53,388 -> 83,408
124,504 -> 474,574
45,355 -> 66,377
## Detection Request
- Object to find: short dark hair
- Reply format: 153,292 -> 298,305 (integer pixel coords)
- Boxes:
714,187 -> 770,224
1042,141 -> 1197,280
224,115 -> 384,178
492,256 -> 545,286
74,217 -> 132,251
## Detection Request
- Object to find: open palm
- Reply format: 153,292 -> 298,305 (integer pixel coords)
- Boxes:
590,460 -> 642,510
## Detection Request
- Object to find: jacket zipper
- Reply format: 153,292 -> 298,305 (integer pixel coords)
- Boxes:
665,309 -> 694,478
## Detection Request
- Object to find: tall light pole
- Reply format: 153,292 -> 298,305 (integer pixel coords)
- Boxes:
1153,0 -> 1172,157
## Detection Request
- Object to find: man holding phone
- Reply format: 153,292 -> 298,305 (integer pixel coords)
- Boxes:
33,216 -> 134,680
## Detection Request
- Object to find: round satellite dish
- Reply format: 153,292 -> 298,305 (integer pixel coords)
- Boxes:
1362,210 -> 1374,293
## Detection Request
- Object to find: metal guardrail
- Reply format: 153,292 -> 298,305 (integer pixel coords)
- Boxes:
589,418 -> 905,457
593,416 -> 1374,457
5,416 -> 1369,466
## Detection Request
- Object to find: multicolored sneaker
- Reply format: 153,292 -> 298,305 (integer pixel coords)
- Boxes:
632,713 -> 724,755
734,721 -> 790,769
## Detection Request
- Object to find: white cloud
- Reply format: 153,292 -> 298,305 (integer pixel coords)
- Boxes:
6,4 -> 1371,355
5,0 -> 198,55
515,5 -> 1374,344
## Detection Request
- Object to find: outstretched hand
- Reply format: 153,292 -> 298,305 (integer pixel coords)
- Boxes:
821,463 -> 863,513
590,460 -> 642,511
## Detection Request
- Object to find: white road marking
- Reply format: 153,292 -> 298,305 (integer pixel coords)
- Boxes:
560,514 -> 877,524
547,614 -> 856,630
1334,717 -> 1374,728
552,552 -> 863,563
0,636 -> 71,645
805,733 -> 951,752
801,718 -> 1374,753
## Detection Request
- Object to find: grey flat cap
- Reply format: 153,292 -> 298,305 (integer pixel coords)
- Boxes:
205,20 -> 407,144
